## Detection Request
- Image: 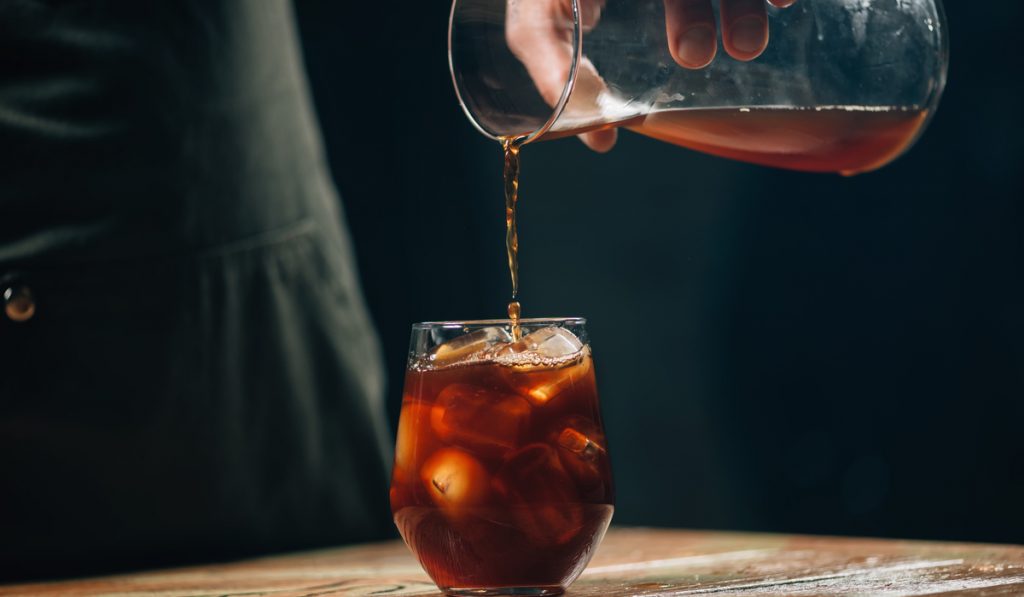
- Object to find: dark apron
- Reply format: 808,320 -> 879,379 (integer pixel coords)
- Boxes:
0,0 -> 393,580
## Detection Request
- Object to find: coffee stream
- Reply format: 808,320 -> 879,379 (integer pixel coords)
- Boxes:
502,136 -> 525,340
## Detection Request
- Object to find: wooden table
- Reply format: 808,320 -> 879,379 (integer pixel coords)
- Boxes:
3,528 -> 1023,596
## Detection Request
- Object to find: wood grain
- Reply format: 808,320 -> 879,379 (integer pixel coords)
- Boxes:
2,528 -> 1022,596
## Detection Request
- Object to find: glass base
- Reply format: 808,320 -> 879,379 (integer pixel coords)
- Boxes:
444,587 -> 564,596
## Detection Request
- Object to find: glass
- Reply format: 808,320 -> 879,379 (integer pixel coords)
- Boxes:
390,318 -> 614,596
449,0 -> 948,174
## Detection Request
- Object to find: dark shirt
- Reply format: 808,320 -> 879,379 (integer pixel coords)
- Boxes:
0,0 -> 393,580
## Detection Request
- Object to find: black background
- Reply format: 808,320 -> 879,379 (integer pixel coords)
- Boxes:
296,1 -> 1024,543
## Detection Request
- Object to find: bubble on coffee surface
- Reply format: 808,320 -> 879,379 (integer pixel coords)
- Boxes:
417,326 -> 511,370
413,326 -> 586,372
492,326 -> 586,370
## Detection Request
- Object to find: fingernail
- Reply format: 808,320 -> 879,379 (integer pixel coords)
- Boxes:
730,16 -> 767,56
677,26 -> 716,68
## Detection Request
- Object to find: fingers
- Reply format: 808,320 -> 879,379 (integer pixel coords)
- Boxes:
575,0 -> 616,151
508,0 -> 618,152
580,128 -> 617,152
565,57 -> 617,151
665,0 -> 793,68
720,0 -> 769,61
506,0 -> 576,107
576,0 -> 606,31
664,0 -> 717,69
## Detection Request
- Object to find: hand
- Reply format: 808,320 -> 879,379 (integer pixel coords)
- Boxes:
506,0 -> 796,152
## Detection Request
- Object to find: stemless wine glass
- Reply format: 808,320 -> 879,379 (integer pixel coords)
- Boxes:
449,0 -> 949,174
390,318 -> 614,596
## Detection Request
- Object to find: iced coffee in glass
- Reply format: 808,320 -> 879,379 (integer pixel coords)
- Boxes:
390,318 -> 614,596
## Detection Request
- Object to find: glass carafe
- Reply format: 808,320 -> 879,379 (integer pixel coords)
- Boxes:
449,0 -> 948,174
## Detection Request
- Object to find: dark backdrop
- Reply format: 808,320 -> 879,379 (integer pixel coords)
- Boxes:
296,1 -> 1024,544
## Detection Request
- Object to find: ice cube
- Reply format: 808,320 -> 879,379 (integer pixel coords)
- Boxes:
551,416 -> 612,500
493,443 -> 583,545
557,427 -> 605,461
429,327 -> 512,367
522,355 -> 592,405
393,399 -> 440,483
498,346 -> 593,406
504,327 -> 583,360
431,384 -> 531,458
495,327 -> 590,405
393,506 -> 489,586
420,448 -> 490,509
